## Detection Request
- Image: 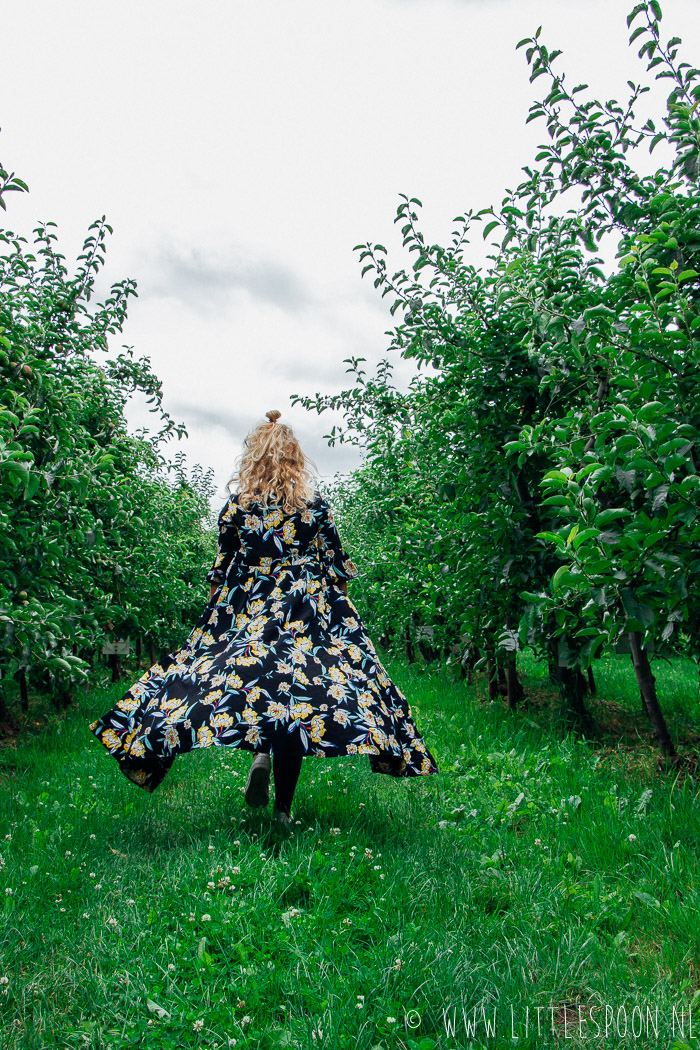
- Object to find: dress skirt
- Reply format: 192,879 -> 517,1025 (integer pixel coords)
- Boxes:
88,494 -> 439,792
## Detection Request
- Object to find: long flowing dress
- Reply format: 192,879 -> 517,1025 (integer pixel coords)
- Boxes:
88,492 -> 439,792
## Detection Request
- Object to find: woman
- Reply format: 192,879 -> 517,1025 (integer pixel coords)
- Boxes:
89,410 -> 438,829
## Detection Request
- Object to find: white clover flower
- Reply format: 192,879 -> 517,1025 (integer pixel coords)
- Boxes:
207,882 -> 216,890
0,976 -> 8,985
202,913 -> 212,922
193,1019 -> 204,1031
241,1015 -> 251,1027
628,834 -> 637,842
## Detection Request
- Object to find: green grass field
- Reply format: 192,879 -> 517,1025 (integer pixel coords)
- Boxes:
1,655 -> 699,1050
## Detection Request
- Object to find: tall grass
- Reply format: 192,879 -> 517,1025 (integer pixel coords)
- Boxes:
0,657 -> 698,1049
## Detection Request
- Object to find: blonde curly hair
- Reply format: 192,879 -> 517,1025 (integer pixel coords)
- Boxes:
228,410 -> 317,512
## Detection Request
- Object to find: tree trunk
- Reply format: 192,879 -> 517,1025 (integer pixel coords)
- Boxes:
505,652 -> 523,709
108,653 -> 123,683
135,636 -> 143,667
404,625 -> 415,665
486,645 -> 499,701
14,669 -> 29,712
496,659 -> 507,698
558,664 -> 595,735
628,631 -> 676,758
587,666 -> 597,696
148,639 -> 156,667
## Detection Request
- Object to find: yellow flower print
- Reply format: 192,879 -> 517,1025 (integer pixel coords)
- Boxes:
226,673 -> 243,690
328,667 -> 346,684
278,682 -> 291,693
211,712 -> 233,729
301,508 -> 313,523
200,631 -> 216,646
278,662 -> 293,675
116,696 -> 139,712
328,683 -> 346,701
291,650 -> 307,666
241,708 -> 259,724
271,585 -> 283,598
293,670 -> 310,685
166,705 -> 187,724
357,692 -> 373,707
259,557 -> 273,573
333,708 -> 350,726
249,599 -> 265,615
265,510 -> 283,528
348,644 -> 362,662
343,617 -> 359,632
358,743 -> 379,755
101,728 -> 121,751
164,725 -> 179,748
235,614 -> 250,630
310,716 -> 325,743
290,702 -> 313,721
246,686 -> 262,704
211,674 -> 226,687
197,726 -> 214,748
282,521 -> 296,542
244,514 -> 262,532
377,670 -> 390,688
420,756 -> 433,774
346,743 -> 358,754
266,701 -> 287,719
128,738 -> 146,758
245,725 -> 262,745
371,727 -> 388,747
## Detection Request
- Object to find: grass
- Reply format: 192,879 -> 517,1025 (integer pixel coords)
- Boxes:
0,655 -> 699,1050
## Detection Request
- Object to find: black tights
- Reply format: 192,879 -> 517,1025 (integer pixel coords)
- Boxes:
269,728 -> 304,814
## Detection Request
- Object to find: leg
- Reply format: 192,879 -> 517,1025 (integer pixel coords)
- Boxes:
272,747 -> 303,816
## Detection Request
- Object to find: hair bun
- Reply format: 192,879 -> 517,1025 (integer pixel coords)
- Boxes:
266,410 -> 282,423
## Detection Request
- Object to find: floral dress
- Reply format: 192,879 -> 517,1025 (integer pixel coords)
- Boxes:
88,492 -> 439,792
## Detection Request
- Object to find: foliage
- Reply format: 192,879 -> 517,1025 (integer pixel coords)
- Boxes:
0,170 -> 216,709
296,0 -> 700,751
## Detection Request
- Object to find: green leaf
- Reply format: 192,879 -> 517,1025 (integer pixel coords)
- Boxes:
483,220 -> 501,240
595,508 -> 631,527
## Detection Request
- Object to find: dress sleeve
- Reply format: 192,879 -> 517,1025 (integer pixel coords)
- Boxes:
316,498 -> 359,582
205,499 -> 241,584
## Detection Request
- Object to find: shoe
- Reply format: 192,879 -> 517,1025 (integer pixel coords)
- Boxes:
244,753 -> 271,808
273,806 -> 293,832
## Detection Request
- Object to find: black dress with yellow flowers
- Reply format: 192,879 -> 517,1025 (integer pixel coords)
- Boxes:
88,492 -> 438,792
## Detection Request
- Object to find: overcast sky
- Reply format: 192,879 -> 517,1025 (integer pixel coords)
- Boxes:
2,0 -> 698,506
